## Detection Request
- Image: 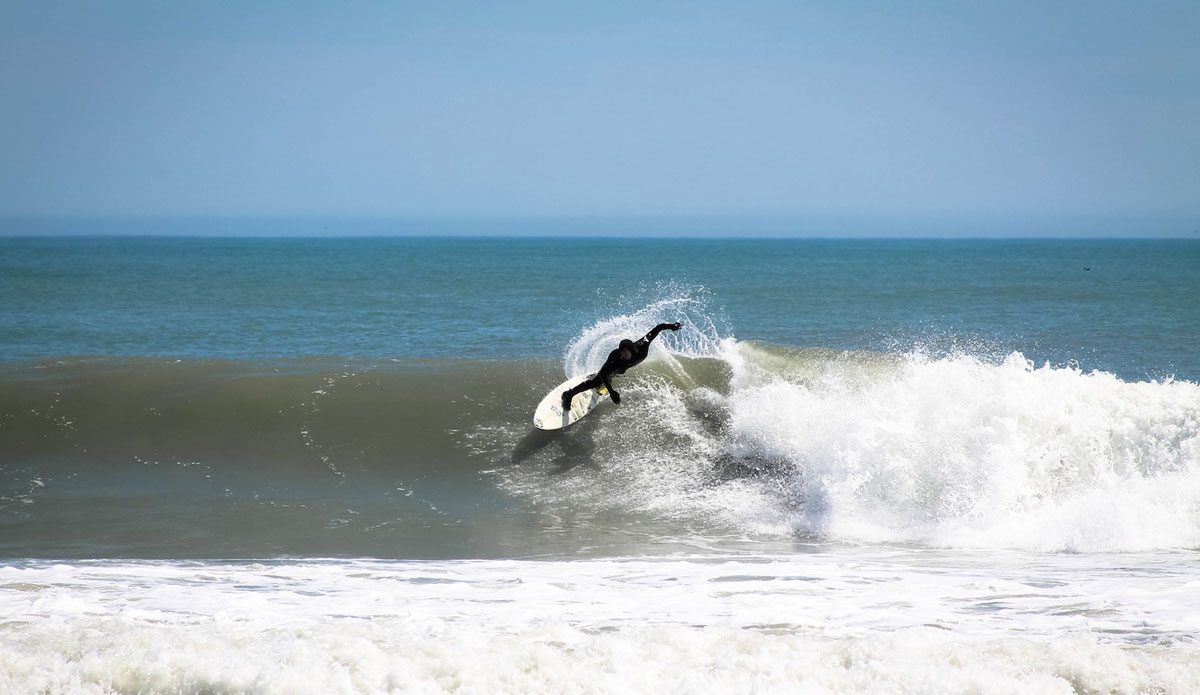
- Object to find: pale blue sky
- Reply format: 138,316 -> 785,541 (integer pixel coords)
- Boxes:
2,1 -> 1197,232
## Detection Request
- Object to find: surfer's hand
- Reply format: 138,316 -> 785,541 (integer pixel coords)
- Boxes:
670,322 -> 682,330
611,391 -> 621,405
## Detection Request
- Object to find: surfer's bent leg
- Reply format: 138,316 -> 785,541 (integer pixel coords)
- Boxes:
561,375 -> 605,410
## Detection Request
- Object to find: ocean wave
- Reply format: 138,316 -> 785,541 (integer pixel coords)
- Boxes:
496,314 -> 1200,553
0,356 -> 528,476
3,327 -> 1199,555
0,356 -> 553,558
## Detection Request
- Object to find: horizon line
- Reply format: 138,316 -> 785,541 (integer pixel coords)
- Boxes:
1,213 -> 1197,239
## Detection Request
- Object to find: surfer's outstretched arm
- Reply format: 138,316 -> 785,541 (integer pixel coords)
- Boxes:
642,322 -> 683,343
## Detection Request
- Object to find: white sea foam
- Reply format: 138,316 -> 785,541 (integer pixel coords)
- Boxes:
525,301 -> 1200,554
721,348 -> 1200,552
1,553 -> 1197,694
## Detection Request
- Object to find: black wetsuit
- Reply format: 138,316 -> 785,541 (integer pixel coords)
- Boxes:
562,322 -> 680,406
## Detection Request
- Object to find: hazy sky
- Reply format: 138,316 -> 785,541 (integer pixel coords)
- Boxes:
2,1 -> 1198,226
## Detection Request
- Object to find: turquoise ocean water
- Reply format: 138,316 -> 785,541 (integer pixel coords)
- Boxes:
2,236 -> 1197,378
1,233 -> 1199,693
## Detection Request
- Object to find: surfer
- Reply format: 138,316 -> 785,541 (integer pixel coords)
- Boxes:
561,322 -> 683,409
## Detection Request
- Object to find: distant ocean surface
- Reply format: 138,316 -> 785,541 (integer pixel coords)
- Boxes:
2,233 -> 1199,693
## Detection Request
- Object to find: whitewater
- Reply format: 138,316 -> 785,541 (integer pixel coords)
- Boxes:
3,552 -> 1199,694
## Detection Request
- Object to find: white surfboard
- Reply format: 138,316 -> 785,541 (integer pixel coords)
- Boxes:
533,374 -> 609,430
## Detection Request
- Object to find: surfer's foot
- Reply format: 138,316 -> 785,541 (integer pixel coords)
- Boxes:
560,392 -> 573,411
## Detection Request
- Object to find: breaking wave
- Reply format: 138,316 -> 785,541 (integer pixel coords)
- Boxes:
497,305 -> 1200,554
3,301 -> 1198,555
